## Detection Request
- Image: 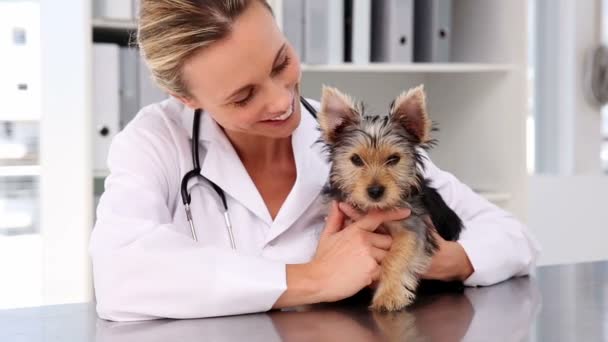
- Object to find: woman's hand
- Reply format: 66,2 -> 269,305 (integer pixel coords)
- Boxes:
339,204 -> 474,282
309,201 -> 410,303
420,229 -> 474,282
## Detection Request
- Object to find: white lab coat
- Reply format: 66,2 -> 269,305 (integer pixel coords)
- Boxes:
89,97 -> 541,322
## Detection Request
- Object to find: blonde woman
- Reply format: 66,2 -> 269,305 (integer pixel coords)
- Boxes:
90,0 -> 540,321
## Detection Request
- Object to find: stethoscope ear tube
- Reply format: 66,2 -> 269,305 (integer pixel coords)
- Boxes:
300,96 -> 317,119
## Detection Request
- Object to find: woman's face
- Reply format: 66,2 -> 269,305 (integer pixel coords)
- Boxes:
178,1 -> 302,139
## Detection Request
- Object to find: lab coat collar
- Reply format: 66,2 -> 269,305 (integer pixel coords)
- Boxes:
265,108 -> 328,244
183,100 -> 328,238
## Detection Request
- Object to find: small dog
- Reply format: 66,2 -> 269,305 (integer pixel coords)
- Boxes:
317,85 -> 463,311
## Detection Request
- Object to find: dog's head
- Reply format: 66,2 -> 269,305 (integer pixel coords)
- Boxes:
318,85 -> 434,210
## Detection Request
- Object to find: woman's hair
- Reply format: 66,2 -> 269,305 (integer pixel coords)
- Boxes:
137,0 -> 272,98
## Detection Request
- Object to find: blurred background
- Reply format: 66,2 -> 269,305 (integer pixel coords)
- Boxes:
0,0 -> 606,310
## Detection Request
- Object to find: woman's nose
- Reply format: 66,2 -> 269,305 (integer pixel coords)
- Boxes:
266,81 -> 293,115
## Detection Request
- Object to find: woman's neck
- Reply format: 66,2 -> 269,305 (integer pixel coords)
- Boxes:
223,129 -> 294,167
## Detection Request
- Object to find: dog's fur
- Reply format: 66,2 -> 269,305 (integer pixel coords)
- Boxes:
317,85 -> 463,311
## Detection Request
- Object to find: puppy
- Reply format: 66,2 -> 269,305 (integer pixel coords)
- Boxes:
317,85 -> 463,311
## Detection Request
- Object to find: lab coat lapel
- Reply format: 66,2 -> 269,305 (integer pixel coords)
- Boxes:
198,112 -> 274,226
179,98 -> 329,236
264,105 -> 329,244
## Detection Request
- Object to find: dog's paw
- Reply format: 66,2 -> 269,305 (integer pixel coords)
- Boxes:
370,285 -> 415,312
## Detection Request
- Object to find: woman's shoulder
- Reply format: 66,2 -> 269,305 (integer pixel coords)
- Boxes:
105,98 -> 187,198
121,97 -> 188,139
108,98 -> 189,169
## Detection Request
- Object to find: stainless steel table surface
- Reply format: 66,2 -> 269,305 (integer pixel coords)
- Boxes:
2,261 -> 607,342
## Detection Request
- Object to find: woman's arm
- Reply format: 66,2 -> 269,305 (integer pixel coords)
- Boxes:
91,121 -> 288,321
420,152 -> 541,286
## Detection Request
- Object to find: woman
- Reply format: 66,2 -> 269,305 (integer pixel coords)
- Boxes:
89,0 -> 540,321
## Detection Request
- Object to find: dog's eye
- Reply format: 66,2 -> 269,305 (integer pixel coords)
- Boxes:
350,154 -> 364,166
386,154 -> 401,166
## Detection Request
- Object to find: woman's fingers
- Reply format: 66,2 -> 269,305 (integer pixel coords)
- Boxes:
322,201 -> 345,236
338,202 -> 363,221
364,231 -> 393,250
370,247 -> 388,263
350,208 -> 411,232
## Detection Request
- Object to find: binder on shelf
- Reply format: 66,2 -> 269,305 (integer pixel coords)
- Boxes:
304,0 -> 344,64
371,0 -> 414,63
138,58 -> 168,108
281,0 -> 305,59
93,43 -> 121,172
133,0 -> 141,19
93,0 -> 133,21
414,0 -> 452,62
347,0 -> 371,64
119,47 -> 139,129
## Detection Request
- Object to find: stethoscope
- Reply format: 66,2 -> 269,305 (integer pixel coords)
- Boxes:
180,96 -> 318,249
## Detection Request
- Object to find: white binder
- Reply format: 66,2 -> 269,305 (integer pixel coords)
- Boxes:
93,43 -> 121,172
138,58 -> 168,108
371,0 -> 414,63
93,0 -> 133,20
119,47 -> 139,129
351,0 -> 371,64
304,0 -> 344,64
281,0 -> 305,58
133,0 -> 141,19
414,0 -> 452,62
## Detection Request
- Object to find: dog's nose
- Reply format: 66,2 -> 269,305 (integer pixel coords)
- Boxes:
367,185 -> 385,200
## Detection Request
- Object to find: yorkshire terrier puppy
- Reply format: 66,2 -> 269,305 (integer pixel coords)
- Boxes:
317,85 -> 463,311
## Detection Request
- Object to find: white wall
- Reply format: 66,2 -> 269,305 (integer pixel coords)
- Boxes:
530,176 -> 608,266
535,0 -> 603,175
530,0 -> 608,266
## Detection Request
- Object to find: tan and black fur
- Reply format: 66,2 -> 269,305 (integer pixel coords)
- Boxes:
317,85 -> 463,311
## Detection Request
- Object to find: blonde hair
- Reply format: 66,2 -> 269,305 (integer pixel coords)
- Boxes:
137,0 -> 272,98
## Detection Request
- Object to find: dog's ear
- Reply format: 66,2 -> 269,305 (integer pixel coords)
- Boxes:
390,85 -> 431,143
318,86 -> 360,143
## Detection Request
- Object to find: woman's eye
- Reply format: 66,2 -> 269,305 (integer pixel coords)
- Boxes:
234,89 -> 254,107
386,154 -> 401,166
272,55 -> 291,75
350,154 -> 364,167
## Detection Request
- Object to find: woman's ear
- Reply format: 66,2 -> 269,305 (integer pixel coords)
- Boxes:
389,85 -> 432,144
318,85 -> 360,144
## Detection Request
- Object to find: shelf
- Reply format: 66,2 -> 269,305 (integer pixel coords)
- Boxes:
0,165 -> 40,177
302,63 -> 516,73
92,18 -> 137,31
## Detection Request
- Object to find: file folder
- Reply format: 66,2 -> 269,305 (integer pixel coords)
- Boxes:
119,47 -> 139,129
93,0 -> 133,20
281,0 -> 305,58
371,0 -> 414,63
138,58 -> 168,108
414,0 -> 452,62
305,0 -> 344,64
93,43 -> 121,171
350,0 -> 371,64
